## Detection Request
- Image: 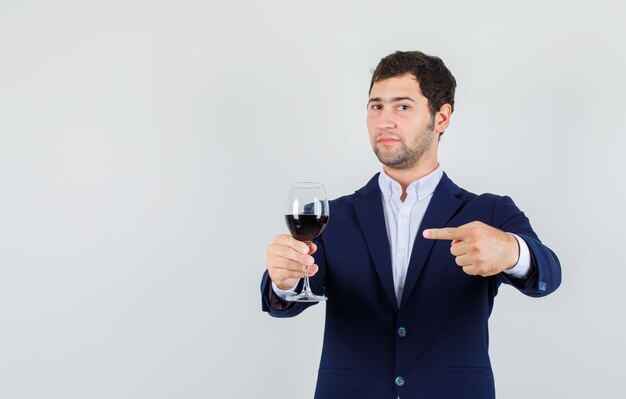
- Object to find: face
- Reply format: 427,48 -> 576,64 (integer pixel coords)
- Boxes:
367,73 -> 437,170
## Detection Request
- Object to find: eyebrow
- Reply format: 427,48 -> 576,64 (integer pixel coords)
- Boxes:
367,96 -> 416,104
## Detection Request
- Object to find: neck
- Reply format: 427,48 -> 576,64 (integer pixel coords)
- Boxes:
382,157 -> 439,195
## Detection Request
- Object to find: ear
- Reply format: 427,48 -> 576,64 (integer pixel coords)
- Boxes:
434,104 -> 452,134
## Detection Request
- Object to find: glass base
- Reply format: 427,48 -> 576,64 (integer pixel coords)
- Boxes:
285,292 -> 328,302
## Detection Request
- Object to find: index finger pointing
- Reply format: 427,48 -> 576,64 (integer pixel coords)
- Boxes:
423,227 -> 461,240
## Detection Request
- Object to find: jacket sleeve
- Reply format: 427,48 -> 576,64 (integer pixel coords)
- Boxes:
492,195 -> 562,297
260,233 -> 328,317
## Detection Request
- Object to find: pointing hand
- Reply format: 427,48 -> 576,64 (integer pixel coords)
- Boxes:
423,221 -> 520,277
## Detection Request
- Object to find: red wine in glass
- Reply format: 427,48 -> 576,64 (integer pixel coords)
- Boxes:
284,214 -> 329,242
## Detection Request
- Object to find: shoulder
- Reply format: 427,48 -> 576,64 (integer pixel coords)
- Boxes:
327,173 -> 380,208
460,191 -> 519,217
441,174 -> 524,219
443,173 -> 513,202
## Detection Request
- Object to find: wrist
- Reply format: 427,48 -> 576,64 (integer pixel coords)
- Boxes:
274,279 -> 299,292
505,233 -> 520,270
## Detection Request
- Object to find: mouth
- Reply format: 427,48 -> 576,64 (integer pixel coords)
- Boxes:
377,137 -> 400,144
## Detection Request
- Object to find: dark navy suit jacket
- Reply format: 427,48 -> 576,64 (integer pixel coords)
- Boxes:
261,173 -> 561,399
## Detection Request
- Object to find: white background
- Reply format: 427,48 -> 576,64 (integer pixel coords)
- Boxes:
1,0 -> 624,398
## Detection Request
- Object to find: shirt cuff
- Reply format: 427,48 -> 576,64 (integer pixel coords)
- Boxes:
271,280 -> 300,301
503,233 -> 531,279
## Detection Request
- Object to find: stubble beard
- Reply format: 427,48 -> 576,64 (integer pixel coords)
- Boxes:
373,120 -> 436,171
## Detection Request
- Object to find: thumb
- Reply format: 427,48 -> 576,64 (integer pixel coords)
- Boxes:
309,243 -> 318,254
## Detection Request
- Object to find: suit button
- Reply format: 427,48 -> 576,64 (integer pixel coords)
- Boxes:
397,327 -> 407,337
395,376 -> 406,387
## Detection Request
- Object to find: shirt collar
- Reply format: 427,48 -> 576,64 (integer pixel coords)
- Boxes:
378,164 -> 444,202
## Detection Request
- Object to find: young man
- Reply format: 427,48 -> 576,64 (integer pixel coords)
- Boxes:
261,51 -> 561,399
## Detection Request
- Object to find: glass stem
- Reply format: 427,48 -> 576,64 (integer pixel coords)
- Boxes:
302,241 -> 313,295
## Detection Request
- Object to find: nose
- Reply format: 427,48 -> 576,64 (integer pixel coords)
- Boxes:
377,109 -> 396,130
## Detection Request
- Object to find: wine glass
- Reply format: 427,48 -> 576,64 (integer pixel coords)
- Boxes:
284,182 -> 329,302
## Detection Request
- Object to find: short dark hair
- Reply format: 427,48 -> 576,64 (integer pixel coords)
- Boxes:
369,51 -> 456,116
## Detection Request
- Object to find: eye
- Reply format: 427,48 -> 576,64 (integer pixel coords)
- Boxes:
397,104 -> 410,111
370,104 -> 382,110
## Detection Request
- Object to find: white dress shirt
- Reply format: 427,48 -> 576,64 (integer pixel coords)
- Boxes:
379,165 -> 441,304
273,166 -> 531,300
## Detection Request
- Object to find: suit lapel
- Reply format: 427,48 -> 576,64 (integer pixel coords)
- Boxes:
400,173 -> 463,308
352,175 -> 398,311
